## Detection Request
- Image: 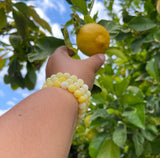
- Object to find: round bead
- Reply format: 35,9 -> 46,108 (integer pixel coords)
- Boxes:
82,84 -> 89,92
79,87 -> 85,94
68,84 -> 77,93
66,79 -> 74,84
61,81 -> 68,89
78,96 -> 86,103
86,91 -> 91,97
46,80 -> 54,87
74,90 -> 83,98
53,80 -> 61,87
77,79 -> 84,86
79,103 -> 86,109
64,73 -> 70,79
58,77 -> 66,82
74,82 -> 81,89
56,72 -> 63,78
70,75 -> 78,82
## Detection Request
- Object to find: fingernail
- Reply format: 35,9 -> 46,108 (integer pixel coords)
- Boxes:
97,54 -> 105,63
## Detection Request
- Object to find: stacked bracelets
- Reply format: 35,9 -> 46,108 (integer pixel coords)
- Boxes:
42,72 -> 91,124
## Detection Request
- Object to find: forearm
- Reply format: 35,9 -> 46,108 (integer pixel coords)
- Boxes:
0,87 -> 78,158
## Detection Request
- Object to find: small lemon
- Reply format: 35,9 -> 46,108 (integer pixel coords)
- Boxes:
157,0 -> 160,14
76,23 -> 110,56
84,114 -> 92,128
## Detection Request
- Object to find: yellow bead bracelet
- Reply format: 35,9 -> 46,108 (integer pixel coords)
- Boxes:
42,72 -> 91,124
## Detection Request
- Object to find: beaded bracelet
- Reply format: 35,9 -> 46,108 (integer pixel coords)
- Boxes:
42,72 -> 91,124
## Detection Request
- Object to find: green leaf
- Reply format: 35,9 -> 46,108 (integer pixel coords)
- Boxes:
89,133 -> 110,158
120,94 -> 143,106
132,131 -> 144,157
25,62 -> 37,90
84,15 -> 95,23
146,57 -> 160,81
9,34 -> 22,47
28,36 -> 64,62
122,104 -> 145,129
114,78 -> 129,97
0,8 -> 7,29
141,129 -> 156,141
113,123 -> 127,148
61,26 -> 72,48
102,75 -> 114,93
14,2 -> 29,15
89,109 -> 108,121
154,31 -> 160,42
106,48 -> 128,63
29,8 -> 52,34
13,9 -> 27,40
0,58 -> 7,70
128,16 -> 156,31
150,136 -> 160,154
98,20 -> 123,37
71,0 -> 88,15
130,38 -> 144,53
97,140 -> 121,158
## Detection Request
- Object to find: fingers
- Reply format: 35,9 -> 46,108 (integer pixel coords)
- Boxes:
84,54 -> 105,72
55,46 -> 75,57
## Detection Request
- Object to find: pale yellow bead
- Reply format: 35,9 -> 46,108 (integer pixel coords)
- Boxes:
77,79 -> 84,86
51,76 -> 58,81
82,84 -> 88,92
79,107 -> 86,113
56,72 -> 63,78
86,91 -> 91,97
74,82 -> 80,89
61,81 -> 68,89
79,88 -> 85,94
53,80 -> 61,87
42,84 -> 47,89
58,77 -> 66,82
46,80 -> 54,87
70,75 -> 78,82
68,84 -> 77,93
74,90 -> 83,98
66,79 -> 74,84
64,73 -> 70,79
78,96 -> 86,103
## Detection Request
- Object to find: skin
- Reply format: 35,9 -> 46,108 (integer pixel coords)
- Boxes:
0,46 -> 105,158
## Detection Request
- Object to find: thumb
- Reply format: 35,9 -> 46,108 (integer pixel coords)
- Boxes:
85,54 -> 105,72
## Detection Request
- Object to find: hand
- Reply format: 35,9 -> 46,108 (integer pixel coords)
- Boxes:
46,46 -> 105,90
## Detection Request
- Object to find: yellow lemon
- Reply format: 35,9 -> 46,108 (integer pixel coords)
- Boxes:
84,114 -> 92,128
85,128 -> 97,141
157,0 -> 160,14
76,23 -> 110,56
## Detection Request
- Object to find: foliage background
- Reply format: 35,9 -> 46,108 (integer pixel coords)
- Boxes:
0,0 -> 160,157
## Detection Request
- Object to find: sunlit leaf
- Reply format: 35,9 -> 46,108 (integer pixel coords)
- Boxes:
114,78 -> 129,97
71,0 -> 88,15
0,58 -> 7,70
28,36 -> 64,62
122,104 -> 145,129
89,133 -> 110,158
128,16 -> 156,31
146,57 -> 160,81
132,131 -> 144,156
106,47 -> 128,62
97,140 -> 121,158
0,8 -> 7,29
113,123 -> 127,148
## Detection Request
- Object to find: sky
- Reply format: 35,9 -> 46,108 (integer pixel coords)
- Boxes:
0,0 -> 121,116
